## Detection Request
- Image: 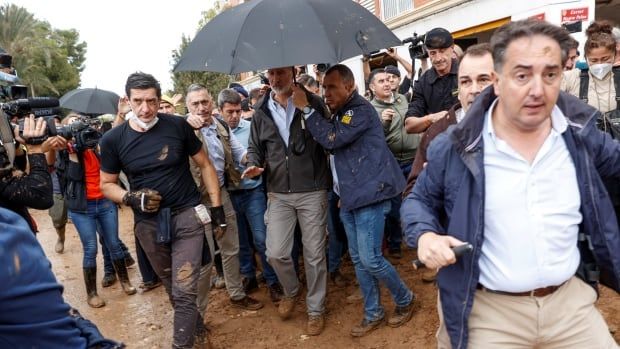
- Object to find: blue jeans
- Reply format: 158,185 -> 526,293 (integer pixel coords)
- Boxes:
384,161 -> 412,251
340,199 -> 413,321
327,191 -> 347,273
100,233 -> 130,275
69,198 -> 124,269
229,186 -> 278,286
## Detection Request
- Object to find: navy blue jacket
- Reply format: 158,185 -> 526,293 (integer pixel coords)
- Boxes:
305,91 -> 405,211
401,88 -> 620,349
0,207 -> 87,348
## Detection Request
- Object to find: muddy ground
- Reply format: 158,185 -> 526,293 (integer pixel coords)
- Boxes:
32,207 -> 619,348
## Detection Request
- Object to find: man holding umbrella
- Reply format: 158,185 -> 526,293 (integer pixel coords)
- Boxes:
242,66 -> 331,336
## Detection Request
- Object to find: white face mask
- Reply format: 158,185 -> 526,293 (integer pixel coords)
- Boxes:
126,111 -> 159,131
589,63 -> 613,80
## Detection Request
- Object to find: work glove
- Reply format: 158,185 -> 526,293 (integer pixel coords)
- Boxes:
209,205 -> 227,240
122,188 -> 162,213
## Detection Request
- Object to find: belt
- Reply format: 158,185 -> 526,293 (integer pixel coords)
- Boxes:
476,282 -> 565,297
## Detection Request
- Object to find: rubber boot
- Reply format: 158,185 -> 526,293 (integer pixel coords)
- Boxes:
83,267 -> 105,308
113,259 -> 137,295
55,227 -> 65,254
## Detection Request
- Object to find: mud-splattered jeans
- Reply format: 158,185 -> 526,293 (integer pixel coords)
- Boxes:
135,206 -> 204,349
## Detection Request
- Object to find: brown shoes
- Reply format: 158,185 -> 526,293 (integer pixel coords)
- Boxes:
350,317 -> 385,337
307,314 -> 325,336
230,295 -> 264,310
277,292 -> 300,320
387,300 -> 416,328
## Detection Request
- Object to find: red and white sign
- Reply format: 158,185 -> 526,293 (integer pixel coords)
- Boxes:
561,7 -> 588,22
529,13 -> 545,21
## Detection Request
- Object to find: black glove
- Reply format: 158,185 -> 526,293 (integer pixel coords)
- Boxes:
209,205 -> 227,240
122,188 -> 162,213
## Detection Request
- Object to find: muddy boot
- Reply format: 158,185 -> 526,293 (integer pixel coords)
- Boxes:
83,267 -> 105,308
113,259 -> 136,295
54,227 -> 65,254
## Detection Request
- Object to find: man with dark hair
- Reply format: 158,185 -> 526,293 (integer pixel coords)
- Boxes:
404,27 -> 459,134
564,36 -> 580,71
242,66 -> 331,336
292,64 -> 415,337
369,68 -> 420,259
185,84 -> 263,315
402,19 -> 620,348
100,72 -> 223,348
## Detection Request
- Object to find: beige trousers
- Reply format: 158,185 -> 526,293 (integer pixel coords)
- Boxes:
437,276 -> 618,349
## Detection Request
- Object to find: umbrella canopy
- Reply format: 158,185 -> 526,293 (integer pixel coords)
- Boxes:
174,0 -> 401,74
59,88 -> 120,115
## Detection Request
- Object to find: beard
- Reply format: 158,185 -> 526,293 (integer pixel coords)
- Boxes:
272,83 -> 292,95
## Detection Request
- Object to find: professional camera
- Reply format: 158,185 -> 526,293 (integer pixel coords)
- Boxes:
17,115 -> 102,148
2,97 -> 62,119
402,32 -> 428,60
316,63 -> 331,73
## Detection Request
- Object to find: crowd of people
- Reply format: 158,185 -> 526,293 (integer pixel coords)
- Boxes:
0,17 -> 619,349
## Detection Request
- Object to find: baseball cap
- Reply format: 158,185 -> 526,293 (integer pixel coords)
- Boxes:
383,65 -> 401,77
424,28 -> 454,49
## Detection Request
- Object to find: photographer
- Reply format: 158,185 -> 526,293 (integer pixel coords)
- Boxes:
404,27 -> 459,134
0,113 -> 66,231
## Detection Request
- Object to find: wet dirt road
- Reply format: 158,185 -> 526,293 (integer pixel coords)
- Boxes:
32,207 -> 619,348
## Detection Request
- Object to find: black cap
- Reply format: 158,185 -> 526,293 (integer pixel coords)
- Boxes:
0,54 -> 12,69
424,28 -> 454,49
383,65 -> 400,77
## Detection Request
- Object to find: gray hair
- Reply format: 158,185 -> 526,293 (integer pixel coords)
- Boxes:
217,88 -> 242,109
490,19 -> 572,72
185,83 -> 210,104
612,27 -> 620,43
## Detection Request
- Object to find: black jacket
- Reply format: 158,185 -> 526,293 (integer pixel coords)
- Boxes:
406,59 -> 459,118
246,89 -> 331,193
63,150 -> 89,212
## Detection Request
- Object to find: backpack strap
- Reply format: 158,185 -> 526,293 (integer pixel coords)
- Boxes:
578,68 -> 589,103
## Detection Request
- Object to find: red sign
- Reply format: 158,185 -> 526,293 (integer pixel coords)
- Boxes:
561,7 -> 588,22
529,13 -> 545,21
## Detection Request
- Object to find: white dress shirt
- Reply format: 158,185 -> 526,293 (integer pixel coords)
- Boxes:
479,99 -> 582,292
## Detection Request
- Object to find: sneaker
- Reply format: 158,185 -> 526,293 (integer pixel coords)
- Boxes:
329,270 -> 350,288
268,283 -> 284,304
211,275 -> 226,289
242,277 -> 259,294
101,273 -> 117,288
387,299 -> 416,328
139,280 -> 162,292
346,288 -> 363,304
307,314 -> 325,336
350,317 -> 384,337
278,292 -> 300,320
230,296 -> 264,311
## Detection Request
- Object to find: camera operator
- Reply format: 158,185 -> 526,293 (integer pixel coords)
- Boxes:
404,27 -> 459,134
0,113 -> 66,232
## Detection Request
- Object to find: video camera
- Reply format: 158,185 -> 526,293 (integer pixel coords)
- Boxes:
402,32 -> 428,60
17,114 -> 102,148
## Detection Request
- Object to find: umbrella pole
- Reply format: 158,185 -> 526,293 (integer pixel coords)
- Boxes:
291,66 -> 296,85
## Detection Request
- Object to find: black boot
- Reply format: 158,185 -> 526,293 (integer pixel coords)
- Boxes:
83,267 -> 105,308
112,259 -> 136,295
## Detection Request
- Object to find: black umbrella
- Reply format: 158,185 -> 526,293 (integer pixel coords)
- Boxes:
174,0 -> 401,74
60,88 -> 120,115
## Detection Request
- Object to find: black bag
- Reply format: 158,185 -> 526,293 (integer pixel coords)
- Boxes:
579,67 -> 620,139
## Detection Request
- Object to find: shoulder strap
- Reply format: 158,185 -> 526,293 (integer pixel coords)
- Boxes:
0,112 -> 15,171
613,67 -> 620,111
579,69 -> 589,103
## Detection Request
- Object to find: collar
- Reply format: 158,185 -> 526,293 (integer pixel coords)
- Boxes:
269,91 -> 293,110
372,93 -> 399,105
427,59 -> 459,84
234,118 -> 250,131
484,98 -> 569,140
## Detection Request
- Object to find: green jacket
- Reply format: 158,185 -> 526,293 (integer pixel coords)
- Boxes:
371,93 -> 420,162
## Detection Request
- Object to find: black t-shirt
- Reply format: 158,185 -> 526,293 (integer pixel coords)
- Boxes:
99,114 -> 202,222
405,60 -> 459,118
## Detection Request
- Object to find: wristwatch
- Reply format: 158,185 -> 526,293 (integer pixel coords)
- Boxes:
302,105 -> 313,114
